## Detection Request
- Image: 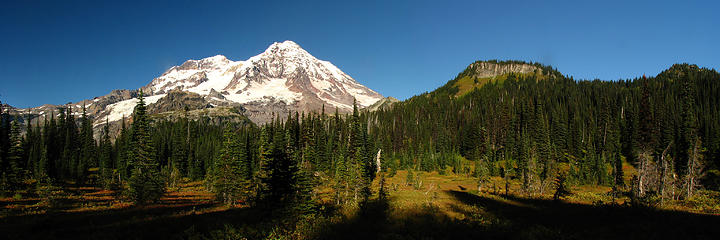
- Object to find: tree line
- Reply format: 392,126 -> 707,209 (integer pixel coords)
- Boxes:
367,63 -> 719,203
0,94 -> 379,211
0,62 -> 718,207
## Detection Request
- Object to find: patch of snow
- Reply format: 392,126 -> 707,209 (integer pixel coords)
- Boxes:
224,78 -> 302,104
98,94 -> 166,125
187,61 -> 244,95
346,87 -> 381,107
321,98 -> 352,110
319,60 -> 351,83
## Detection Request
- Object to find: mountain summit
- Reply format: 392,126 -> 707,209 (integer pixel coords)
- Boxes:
10,41 -> 383,129
143,40 -> 383,122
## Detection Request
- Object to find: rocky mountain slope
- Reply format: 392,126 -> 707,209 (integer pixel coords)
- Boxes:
5,41 -> 384,134
441,60 -> 562,96
143,40 -> 383,123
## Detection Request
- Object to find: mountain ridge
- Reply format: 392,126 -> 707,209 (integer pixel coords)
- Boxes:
5,40 -> 384,133
431,60 -> 563,97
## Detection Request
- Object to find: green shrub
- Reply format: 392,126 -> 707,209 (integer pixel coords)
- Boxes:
36,181 -> 66,209
687,190 -> 720,213
127,167 -> 166,204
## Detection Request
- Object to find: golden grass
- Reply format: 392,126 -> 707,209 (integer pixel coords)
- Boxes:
2,169 -> 717,220
453,72 -> 549,96
0,180 -> 224,218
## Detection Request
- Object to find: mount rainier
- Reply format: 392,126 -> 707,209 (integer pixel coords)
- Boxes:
7,40 -> 384,132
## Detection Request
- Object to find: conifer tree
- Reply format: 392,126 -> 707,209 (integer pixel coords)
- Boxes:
170,124 -> 188,177
678,73 -> 696,177
6,120 -> 25,191
78,104 -> 95,183
348,99 -> 371,203
37,116 -> 51,180
26,120 -> 40,179
259,117 -> 291,206
116,115 -> 129,182
44,111 -> 58,179
255,125 -> 270,199
127,91 -> 165,204
212,126 -> 253,205
99,118 -> 113,188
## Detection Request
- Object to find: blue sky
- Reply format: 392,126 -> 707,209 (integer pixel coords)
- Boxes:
1,0 -> 718,108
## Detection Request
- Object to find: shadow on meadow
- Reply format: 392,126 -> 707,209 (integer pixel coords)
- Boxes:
0,197 -> 280,240
3,189 -> 720,239
312,190 -> 720,240
446,190 -> 720,239
312,195 -> 489,240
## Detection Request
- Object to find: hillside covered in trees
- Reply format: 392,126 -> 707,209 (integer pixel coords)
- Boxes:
370,61 -> 720,201
1,61 -> 719,239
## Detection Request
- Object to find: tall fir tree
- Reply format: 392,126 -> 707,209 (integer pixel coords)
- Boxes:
99,118 -> 113,188
127,91 -> 165,204
78,104 -> 96,184
7,120 -> 25,191
212,126 -> 253,205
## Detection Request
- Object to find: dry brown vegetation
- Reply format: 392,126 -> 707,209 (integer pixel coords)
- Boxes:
2,172 -> 719,239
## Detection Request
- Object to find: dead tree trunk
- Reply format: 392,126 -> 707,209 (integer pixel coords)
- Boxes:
660,142 -> 672,204
376,149 -> 382,174
686,138 -> 702,199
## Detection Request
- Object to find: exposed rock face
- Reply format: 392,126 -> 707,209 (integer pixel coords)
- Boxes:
465,62 -> 540,78
150,89 -> 211,114
152,107 -> 251,126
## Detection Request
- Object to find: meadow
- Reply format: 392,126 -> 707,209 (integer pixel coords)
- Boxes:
2,170 -> 719,240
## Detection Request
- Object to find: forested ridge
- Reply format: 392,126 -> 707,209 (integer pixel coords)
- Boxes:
370,62 -> 720,201
1,61 -> 719,238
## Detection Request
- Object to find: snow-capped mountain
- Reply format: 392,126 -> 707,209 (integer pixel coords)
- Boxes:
8,41 -> 383,130
143,40 -> 382,122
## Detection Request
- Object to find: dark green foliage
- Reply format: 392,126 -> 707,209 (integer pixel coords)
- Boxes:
255,113 -> 317,213
553,173 -> 571,201
127,92 -> 165,204
0,61 -> 718,214
364,62 -> 720,197
60,106 -> 79,181
6,120 -> 25,191
78,104 -> 95,184
99,118 -> 113,188
212,126 -> 253,205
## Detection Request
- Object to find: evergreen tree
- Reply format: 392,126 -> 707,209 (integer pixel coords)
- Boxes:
212,126 -> 253,205
44,112 -> 58,179
78,104 -> 95,183
170,123 -> 188,178
127,91 -> 165,204
60,106 -> 80,181
25,120 -> 41,179
678,72 -> 697,177
116,115 -> 130,182
99,118 -> 113,188
6,120 -> 25,191
259,117 -> 292,206
37,116 -> 51,180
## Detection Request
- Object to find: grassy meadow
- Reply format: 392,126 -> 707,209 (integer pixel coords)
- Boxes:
2,170 -> 719,239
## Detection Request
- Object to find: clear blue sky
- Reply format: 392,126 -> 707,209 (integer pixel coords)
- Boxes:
1,0 -> 718,108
